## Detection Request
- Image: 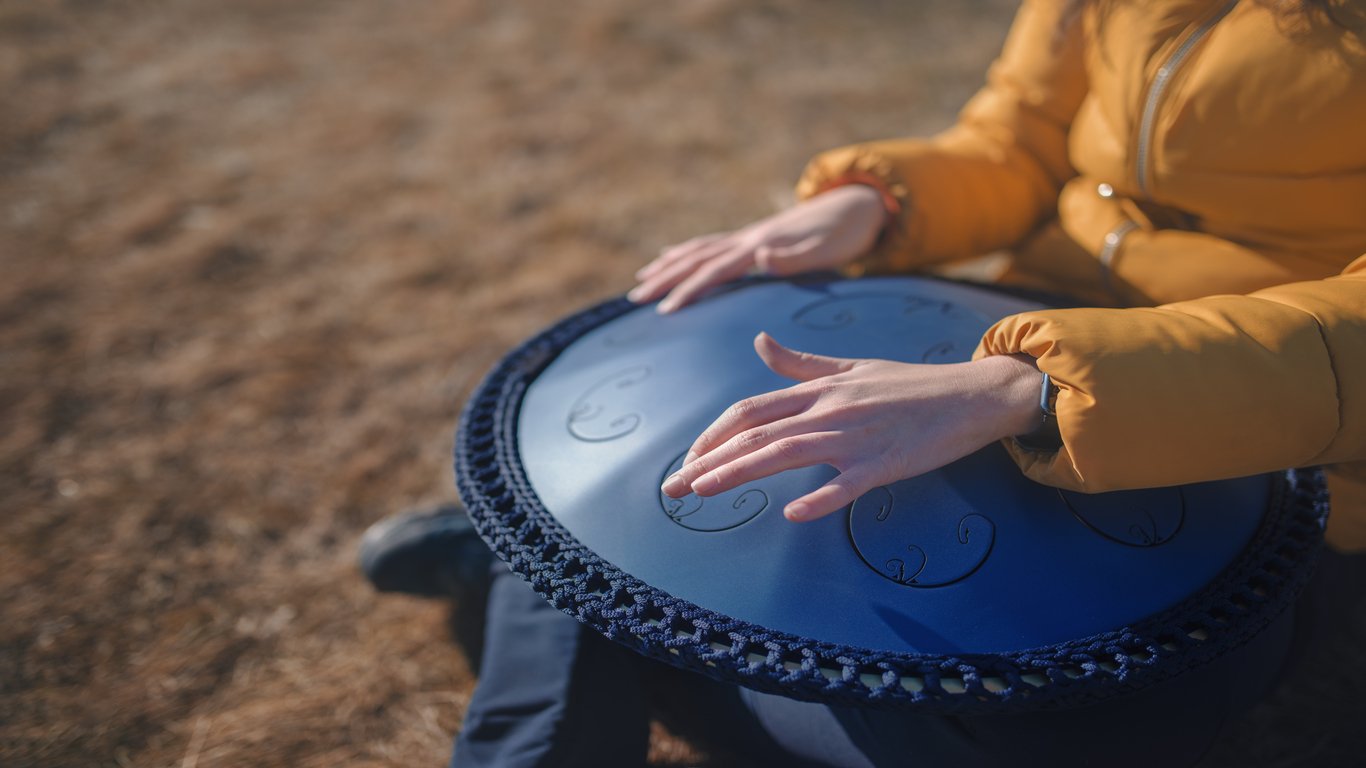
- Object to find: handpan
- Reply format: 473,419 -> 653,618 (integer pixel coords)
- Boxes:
454,276 -> 1327,712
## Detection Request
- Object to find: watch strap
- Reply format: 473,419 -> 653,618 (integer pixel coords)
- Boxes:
1014,372 -> 1062,452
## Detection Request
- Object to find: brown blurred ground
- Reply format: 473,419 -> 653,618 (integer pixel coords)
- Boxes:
1,1 -> 1362,766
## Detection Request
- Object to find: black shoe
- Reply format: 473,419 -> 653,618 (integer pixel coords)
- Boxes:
359,502 -> 495,598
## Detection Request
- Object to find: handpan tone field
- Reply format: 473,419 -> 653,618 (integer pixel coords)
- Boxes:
456,276 -> 1326,710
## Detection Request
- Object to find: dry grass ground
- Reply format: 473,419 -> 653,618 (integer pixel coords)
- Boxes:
1,1 -> 1362,766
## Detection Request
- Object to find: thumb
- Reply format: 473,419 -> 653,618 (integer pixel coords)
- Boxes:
754,332 -> 859,382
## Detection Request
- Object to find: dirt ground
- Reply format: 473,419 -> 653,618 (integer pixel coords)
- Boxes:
2,1 -> 1363,766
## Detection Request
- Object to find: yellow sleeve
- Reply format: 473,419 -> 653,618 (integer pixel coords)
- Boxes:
795,0 -> 1087,272
974,254 -> 1366,494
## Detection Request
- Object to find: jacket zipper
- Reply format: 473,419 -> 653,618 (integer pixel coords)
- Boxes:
1133,0 -> 1239,198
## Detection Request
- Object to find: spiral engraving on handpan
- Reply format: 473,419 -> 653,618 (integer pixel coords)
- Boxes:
658,453 -> 769,532
792,292 -> 953,330
849,486 -> 995,587
566,366 -> 650,442
1059,487 -> 1185,547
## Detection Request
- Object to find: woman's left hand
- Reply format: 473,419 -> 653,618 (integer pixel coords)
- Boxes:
660,333 -> 1046,522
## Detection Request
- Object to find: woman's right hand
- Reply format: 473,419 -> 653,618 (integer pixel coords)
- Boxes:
628,184 -> 889,314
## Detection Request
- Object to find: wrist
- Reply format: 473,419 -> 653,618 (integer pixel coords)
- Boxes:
825,184 -> 891,263
817,175 -> 901,225
822,183 -> 885,221
973,354 -> 1046,440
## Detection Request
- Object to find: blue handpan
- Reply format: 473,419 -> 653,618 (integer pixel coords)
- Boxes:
454,276 -> 1327,711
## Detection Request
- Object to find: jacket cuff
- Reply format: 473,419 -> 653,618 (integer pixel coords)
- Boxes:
972,301 -> 1339,492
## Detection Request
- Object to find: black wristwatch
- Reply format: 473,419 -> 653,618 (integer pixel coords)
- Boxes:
1014,372 -> 1062,452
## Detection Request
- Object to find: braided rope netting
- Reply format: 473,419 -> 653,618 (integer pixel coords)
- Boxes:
454,296 -> 1329,713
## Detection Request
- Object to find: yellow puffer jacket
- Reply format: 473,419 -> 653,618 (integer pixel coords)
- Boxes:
795,0 -> 1366,551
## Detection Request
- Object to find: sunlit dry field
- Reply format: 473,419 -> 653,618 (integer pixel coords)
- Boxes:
2,1 -> 1363,766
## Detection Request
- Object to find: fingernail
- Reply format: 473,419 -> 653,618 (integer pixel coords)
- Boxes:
627,287 -> 646,302
656,300 -> 675,314
683,451 -> 698,465
784,502 -> 810,521
691,473 -> 719,496
661,474 -> 689,497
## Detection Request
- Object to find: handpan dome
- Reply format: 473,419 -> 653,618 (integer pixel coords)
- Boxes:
455,276 -> 1327,712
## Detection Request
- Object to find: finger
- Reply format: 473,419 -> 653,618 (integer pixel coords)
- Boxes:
677,388 -> 814,474
690,432 -> 840,498
784,467 -> 877,522
639,235 -> 723,280
629,244 -> 731,304
754,332 -> 860,382
629,258 -> 703,304
656,248 -> 753,314
655,232 -> 728,265
665,414 -> 815,494
637,233 -> 728,280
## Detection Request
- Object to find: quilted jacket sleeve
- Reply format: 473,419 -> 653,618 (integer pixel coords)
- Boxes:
974,255 -> 1366,494
795,0 -> 1087,272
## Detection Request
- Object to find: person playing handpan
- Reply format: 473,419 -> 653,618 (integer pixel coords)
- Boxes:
362,1 -> 1366,765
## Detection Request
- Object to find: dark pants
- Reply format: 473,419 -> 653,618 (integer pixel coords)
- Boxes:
452,552 -> 1363,768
